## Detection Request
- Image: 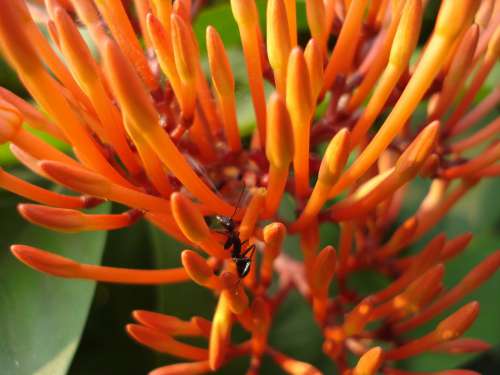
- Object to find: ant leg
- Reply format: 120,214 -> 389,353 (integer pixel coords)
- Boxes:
242,244 -> 256,258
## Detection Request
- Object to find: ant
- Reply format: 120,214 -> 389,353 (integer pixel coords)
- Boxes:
214,189 -> 256,279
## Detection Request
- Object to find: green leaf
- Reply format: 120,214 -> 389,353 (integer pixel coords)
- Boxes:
0,188 -> 110,375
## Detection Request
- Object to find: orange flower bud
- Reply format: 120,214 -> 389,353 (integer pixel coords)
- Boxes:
230,0 -> 258,29
353,347 -> 384,375
209,293 -> 233,370
305,0 -> 327,51
304,39 -> 324,101
132,310 -> 203,337
266,93 -> 294,170
170,14 -> 198,89
388,0 -> 422,69
172,194 -> 210,243
126,324 -> 208,360
181,250 -> 221,288
239,187 -> 266,240
311,246 -> 337,298
318,128 -> 351,186
11,244 -> 78,278
435,301 -> 479,341
435,0 -> 478,40
18,204 -> 134,232
343,297 -> 374,335
266,0 -> 291,94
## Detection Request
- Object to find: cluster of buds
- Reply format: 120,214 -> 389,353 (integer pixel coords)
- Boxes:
0,0 -> 499,374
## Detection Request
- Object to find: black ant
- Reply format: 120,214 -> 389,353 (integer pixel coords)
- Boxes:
214,189 -> 256,279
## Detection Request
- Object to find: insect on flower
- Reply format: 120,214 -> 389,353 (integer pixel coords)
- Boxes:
214,189 -> 256,279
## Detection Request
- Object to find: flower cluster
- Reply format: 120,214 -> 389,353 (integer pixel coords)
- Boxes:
0,0 -> 499,374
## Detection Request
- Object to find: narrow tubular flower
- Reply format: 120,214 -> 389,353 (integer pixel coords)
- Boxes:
311,246 -> 336,324
181,250 -> 222,289
292,128 -> 350,230
329,0 -> 477,198
132,310 -> 205,337
17,204 -> 137,232
286,48 -> 314,197
206,26 -> 241,152
265,93 -> 294,217
260,222 -> 286,290
266,0 -> 291,95
209,292 -> 233,370
352,347 -> 384,375
230,0 -> 267,146
11,245 -> 189,284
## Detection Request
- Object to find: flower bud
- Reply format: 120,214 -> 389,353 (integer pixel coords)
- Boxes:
318,128 -> 351,186
353,347 -> 384,375
171,193 -> 210,243
389,0 -> 422,69
435,301 -> 479,341
181,250 -> 217,287
266,93 -> 294,169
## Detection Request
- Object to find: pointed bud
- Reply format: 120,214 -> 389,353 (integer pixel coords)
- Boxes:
149,361 -> 210,375
126,324 -> 208,360
181,250 -> 220,288
267,0 -> 291,93
435,0 -> 478,40
343,297 -> 374,335
435,301 -> 479,341
311,246 -> 337,297
170,14 -> 198,88
11,244 -> 78,278
132,310 -> 203,337
209,293 -> 233,370
353,347 -> 384,375
18,204 -> 85,232
318,129 -> 351,186
206,26 -> 234,99
192,316 -> 212,337
263,222 -> 286,259
239,187 -> 266,240
389,0 -> 422,68
304,39 -> 324,100
171,193 -> 210,243
266,93 -> 294,169
396,121 -> 439,177
305,0 -> 326,48
39,160 -> 111,197
286,48 -> 313,125
230,0 -> 258,29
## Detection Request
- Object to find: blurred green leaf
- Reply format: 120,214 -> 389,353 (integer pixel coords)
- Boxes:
0,187 -> 110,375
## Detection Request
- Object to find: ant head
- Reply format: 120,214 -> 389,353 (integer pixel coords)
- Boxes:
215,215 -> 235,231
235,258 -> 251,278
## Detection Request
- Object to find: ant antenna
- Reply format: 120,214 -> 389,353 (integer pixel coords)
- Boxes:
230,186 -> 246,219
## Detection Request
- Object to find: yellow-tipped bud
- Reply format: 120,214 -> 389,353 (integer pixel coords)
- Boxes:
170,14 -> 198,87
151,0 -> 173,29
266,93 -> 294,169
395,121 -> 439,177
267,0 -> 291,92
304,39 -> 324,100
435,301 -> 479,341
311,246 -> 337,297
286,48 -> 313,125
171,193 -> 210,243
305,0 -> 326,47
181,250 -> 215,286
389,0 -> 423,68
435,0 -> 479,40
318,128 -> 351,186
230,0 -> 259,29
353,347 -> 384,375
239,187 -> 267,240
206,26 -> 234,98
